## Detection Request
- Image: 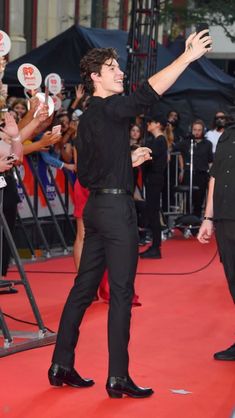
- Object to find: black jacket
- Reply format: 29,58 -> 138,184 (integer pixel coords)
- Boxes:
210,123 -> 235,220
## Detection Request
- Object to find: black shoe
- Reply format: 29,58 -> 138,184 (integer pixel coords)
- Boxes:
106,376 -> 154,398
0,287 -> 18,295
139,247 -> 161,259
0,280 -> 18,295
48,364 -> 94,387
214,343 -> 235,360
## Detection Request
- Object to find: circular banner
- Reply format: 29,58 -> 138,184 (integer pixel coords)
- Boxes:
27,92 -> 54,117
34,92 -> 54,117
45,73 -> 62,95
0,31 -> 11,56
17,63 -> 42,90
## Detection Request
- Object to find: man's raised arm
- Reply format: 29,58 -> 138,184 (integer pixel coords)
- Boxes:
148,30 -> 212,96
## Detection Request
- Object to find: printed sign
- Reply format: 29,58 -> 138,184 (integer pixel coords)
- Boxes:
17,63 -> 42,90
0,31 -> 11,56
45,73 -> 62,95
35,92 -> 54,117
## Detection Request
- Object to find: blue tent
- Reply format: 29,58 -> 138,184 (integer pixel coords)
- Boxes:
3,25 -> 128,88
168,35 -> 235,88
4,24 -> 234,93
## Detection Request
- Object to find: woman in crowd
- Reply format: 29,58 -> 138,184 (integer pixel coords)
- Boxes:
11,98 -> 28,120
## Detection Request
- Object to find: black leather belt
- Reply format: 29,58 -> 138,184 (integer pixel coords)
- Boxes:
91,188 -> 132,196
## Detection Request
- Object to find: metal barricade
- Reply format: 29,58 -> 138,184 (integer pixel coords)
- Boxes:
163,151 -> 181,216
0,186 -> 56,356
16,154 -> 76,256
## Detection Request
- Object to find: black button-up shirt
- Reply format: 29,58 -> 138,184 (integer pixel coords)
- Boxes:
76,82 -> 159,192
175,137 -> 213,172
210,124 -> 235,220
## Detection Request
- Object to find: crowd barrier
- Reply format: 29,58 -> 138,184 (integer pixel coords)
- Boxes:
15,154 -> 76,257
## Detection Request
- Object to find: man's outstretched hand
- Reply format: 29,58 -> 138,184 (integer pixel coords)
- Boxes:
185,30 -> 212,62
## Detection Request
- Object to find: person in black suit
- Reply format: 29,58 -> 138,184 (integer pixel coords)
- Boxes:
48,31 -> 212,398
198,118 -> 235,361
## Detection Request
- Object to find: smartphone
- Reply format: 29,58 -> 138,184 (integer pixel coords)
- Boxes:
196,23 -> 211,48
52,124 -> 61,135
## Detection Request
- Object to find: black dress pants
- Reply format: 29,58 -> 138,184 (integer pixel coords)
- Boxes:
52,193 -> 139,376
215,220 -> 235,303
145,181 -> 163,248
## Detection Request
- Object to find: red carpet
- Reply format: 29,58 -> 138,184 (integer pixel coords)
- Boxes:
1,233 -> 235,418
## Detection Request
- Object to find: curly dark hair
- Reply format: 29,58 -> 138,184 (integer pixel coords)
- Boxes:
80,48 -> 118,95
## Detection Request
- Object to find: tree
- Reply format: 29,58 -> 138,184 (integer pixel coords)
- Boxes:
160,0 -> 235,42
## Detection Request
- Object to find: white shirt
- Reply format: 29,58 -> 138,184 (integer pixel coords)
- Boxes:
205,129 -> 223,153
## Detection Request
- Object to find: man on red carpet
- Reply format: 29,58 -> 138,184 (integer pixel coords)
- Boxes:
48,30 -> 212,398
198,117 -> 235,360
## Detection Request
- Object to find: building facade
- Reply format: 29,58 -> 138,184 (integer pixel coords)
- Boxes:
0,0 -> 130,61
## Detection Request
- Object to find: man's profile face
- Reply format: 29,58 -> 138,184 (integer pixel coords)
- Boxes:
97,59 -> 124,96
147,120 -> 159,133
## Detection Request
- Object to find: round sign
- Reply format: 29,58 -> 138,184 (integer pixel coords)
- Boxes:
0,31 -> 11,57
17,63 -> 42,90
27,92 -> 54,117
45,73 -> 62,95
52,95 -> 62,111
35,92 -> 54,117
